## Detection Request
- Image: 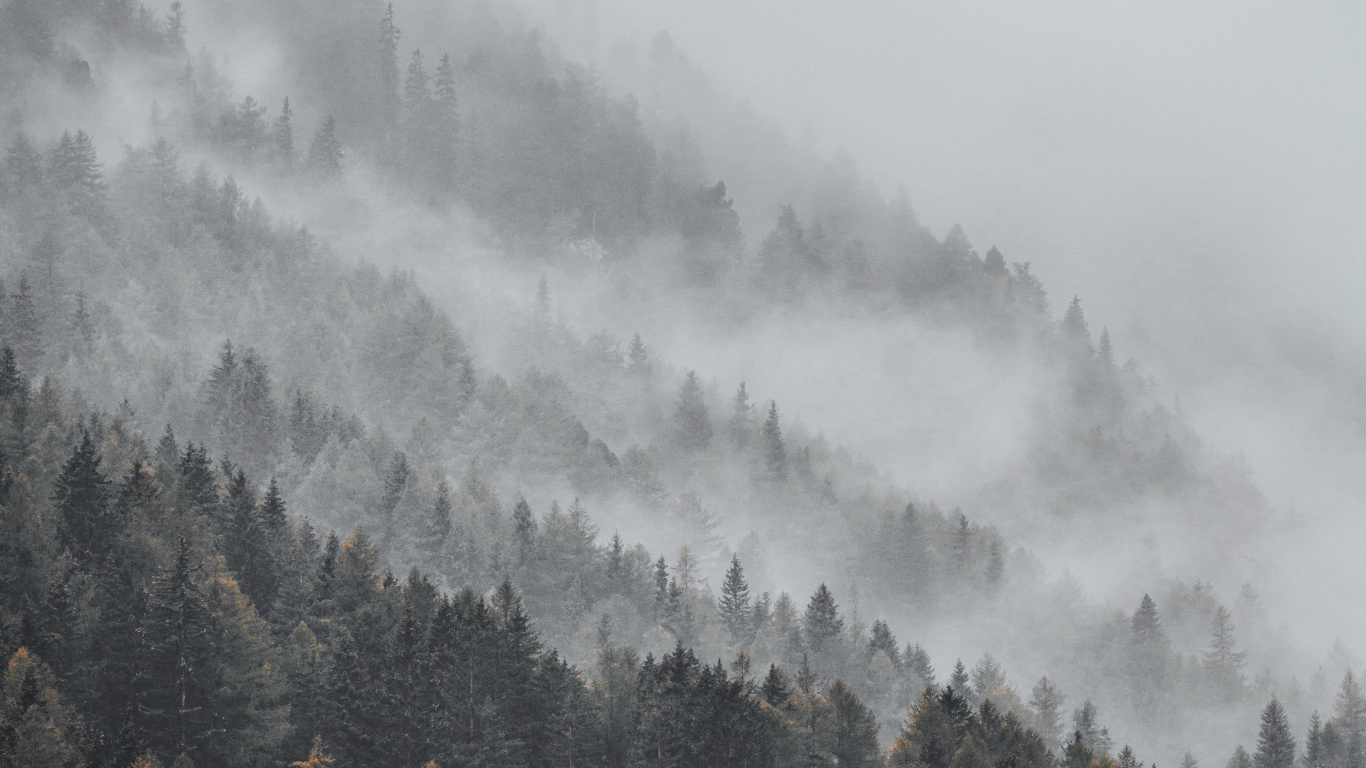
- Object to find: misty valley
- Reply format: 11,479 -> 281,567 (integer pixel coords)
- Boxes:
0,2 -> 1355,768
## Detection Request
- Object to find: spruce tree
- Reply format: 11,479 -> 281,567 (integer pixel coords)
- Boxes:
761,400 -> 785,479
1204,605 -> 1247,699
8,275 -> 42,371
1254,698 -> 1296,768
803,584 -> 843,655
673,370 -> 712,452
906,643 -> 936,689
718,555 -> 752,644
949,659 -> 971,698
730,382 -> 753,447
135,538 -> 216,759
1030,676 -> 1067,751
306,116 -> 343,179
274,97 -> 295,171
1227,745 -> 1253,768
53,428 -> 114,563
626,333 -> 650,375
378,4 -> 402,142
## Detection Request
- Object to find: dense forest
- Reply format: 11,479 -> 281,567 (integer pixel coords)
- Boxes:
0,0 -> 1352,766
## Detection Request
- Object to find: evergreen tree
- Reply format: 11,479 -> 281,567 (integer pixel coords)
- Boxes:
7,275 -> 42,371
730,382 -> 753,447
803,584 -> 844,655
0,348 -> 21,400
970,653 -> 1008,705
1227,745 -> 1253,768
274,97 -> 295,171
906,643 -> 936,690
626,333 -> 650,375
378,4 -> 402,142
1204,605 -> 1248,699
306,117 -> 343,179
718,555 -> 752,644
135,538 -> 216,760
673,370 -> 712,452
1253,698 -> 1296,768
1130,593 -> 1169,716
762,664 -> 790,706
1072,699 -> 1112,755
417,478 -> 452,570
761,400 -> 786,479
53,428 -> 115,563
867,620 -> 900,667
1029,676 -> 1067,751
949,660 -> 971,699
1181,751 -> 1200,768
824,679 -> 880,768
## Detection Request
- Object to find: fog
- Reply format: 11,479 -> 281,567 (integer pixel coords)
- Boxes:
510,0 -> 1366,640
5,0 -> 1366,764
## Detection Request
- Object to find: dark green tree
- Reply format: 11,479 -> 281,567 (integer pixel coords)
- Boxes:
673,370 -> 712,452
1253,698 -> 1296,768
761,400 -> 785,479
718,555 -> 752,644
52,429 -> 114,563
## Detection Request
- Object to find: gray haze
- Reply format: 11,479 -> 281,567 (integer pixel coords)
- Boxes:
517,0 -> 1366,643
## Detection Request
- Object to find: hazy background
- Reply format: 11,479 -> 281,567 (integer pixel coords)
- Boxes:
512,0 -> 1366,648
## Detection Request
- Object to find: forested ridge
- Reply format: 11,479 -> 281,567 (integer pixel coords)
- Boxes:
0,1 -> 1349,767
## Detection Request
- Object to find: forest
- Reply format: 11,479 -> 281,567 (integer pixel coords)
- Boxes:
0,0 -> 1355,766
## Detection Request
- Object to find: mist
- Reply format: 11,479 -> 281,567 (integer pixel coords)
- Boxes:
2,1 -> 1363,766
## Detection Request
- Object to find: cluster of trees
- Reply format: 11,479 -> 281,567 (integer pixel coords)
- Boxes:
0,349 -> 1060,767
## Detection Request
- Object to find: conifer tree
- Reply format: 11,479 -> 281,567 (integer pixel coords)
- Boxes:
1030,676 -> 1067,751
378,4 -> 402,142
7,275 -> 42,371
718,555 -> 752,644
730,382 -> 753,447
1254,698 -> 1296,768
306,117 -> 343,179
274,97 -> 295,171
761,400 -> 785,479
417,478 -> 452,570
803,584 -> 843,655
906,643 -> 936,690
825,679 -> 881,768
673,370 -> 712,452
1072,699 -> 1112,755
949,660 -> 972,699
762,664 -> 790,706
53,428 -> 114,563
867,620 -> 900,667
1227,745 -> 1253,768
627,333 -> 650,375
1204,605 -> 1248,699
970,653 -> 1008,705
135,538 -> 216,759
0,347 -> 21,400
1181,751 -> 1199,768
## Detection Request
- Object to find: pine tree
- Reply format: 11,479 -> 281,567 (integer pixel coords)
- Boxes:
1073,698 -> 1113,755
761,400 -> 785,479
970,653 -> 1008,704
1306,712 -> 1326,768
1204,605 -> 1248,699
762,663 -> 790,706
378,4 -> 402,142
718,555 -> 752,644
627,333 -> 650,375
0,347 -> 22,400
803,584 -> 843,655
1181,751 -> 1200,768
866,620 -> 900,668
4,133 -> 44,190
1254,698 -> 1296,768
949,659 -> 971,699
417,478 -> 452,570
906,643 -> 936,690
135,538 -> 216,759
1061,295 -> 1091,351
1030,676 -> 1067,750
8,275 -> 42,371
53,428 -> 114,563
674,371 -> 712,452
1227,745 -> 1253,768
824,679 -> 881,768
1130,593 -> 1169,716
378,450 -> 409,549
729,382 -> 754,448
274,97 -> 295,171
305,117 -> 343,179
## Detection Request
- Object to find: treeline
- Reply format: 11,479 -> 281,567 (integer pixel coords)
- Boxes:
0,355 -> 1076,768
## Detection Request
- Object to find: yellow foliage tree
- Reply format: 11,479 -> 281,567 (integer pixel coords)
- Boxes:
0,647 -> 84,768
